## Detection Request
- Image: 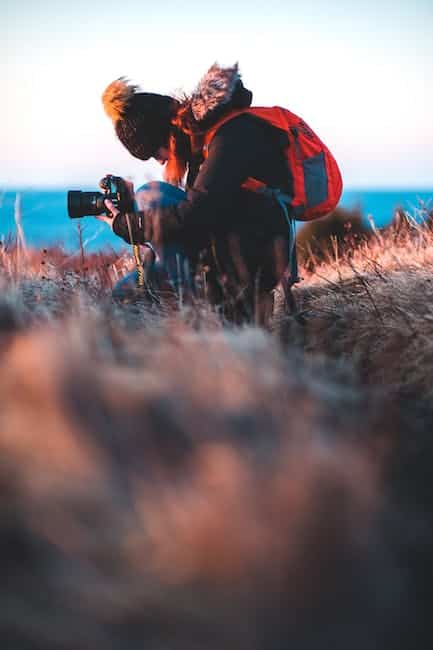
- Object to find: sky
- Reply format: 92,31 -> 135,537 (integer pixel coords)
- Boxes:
2,0 -> 433,189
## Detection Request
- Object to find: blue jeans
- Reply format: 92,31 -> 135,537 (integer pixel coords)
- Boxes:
112,181 -> 189,300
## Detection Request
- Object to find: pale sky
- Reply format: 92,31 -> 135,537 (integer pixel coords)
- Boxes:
2,0 -> 433,189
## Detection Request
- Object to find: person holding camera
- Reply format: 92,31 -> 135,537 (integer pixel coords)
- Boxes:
100,63 -> 342,321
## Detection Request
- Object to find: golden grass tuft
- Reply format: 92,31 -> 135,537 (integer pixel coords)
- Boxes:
297,206 -> 370,269
276,213 -> 433,399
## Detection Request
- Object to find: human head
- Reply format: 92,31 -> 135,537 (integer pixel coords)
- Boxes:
102,78 -> 191,185
102,78 -> 175,161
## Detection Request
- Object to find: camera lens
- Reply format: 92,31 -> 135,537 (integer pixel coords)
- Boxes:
68,191 -> 83,218
67,191 -> 105,218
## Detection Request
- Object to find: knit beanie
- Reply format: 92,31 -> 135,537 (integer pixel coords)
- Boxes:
102,78 -> 175,160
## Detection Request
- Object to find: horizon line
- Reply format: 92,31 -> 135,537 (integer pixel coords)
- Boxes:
2,185 -> 433,193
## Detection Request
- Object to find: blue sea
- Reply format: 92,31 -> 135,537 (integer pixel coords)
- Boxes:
1,188 -> 432,252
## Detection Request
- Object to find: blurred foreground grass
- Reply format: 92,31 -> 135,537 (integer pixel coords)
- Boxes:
1,209 -> 433,649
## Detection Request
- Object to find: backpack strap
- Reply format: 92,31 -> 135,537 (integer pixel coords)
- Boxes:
203,106 -> 287,156
260,188 -> 300,287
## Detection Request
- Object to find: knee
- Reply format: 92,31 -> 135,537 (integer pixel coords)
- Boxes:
135,181 -> 186,211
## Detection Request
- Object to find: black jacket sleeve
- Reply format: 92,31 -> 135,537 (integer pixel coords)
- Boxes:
112,210 -> 146,245
171,115 -> 269,230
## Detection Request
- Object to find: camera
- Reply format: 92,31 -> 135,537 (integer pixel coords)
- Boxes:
67,175 -> 133,219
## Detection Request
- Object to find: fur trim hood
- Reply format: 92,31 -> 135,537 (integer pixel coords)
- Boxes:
190,63 -> 252,124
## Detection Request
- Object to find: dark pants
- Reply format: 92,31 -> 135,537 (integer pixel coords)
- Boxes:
113,182 -> 292,322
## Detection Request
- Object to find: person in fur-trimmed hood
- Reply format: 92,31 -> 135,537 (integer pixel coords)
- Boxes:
101,63 -> 296,321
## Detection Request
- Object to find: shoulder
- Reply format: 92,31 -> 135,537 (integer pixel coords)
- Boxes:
209,112 -> 287,156
215,113 -> 264,138
209,113 -> 268,152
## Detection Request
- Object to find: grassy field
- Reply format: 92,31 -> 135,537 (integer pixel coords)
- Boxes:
1,212 -> 433,649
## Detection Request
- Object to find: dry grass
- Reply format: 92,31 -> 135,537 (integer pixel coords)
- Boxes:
0,310 -> 409,650
278,213 -> 433,399
1,211 -> 433,648
296,205 -> 370,269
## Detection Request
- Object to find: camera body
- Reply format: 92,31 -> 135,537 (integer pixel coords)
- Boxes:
67,175 -> 132,219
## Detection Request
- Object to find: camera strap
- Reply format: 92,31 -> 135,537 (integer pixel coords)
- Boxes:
125,213 -> 145,288
132,244 -> 145,288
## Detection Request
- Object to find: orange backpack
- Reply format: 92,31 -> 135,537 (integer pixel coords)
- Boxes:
203,106 -> 343,222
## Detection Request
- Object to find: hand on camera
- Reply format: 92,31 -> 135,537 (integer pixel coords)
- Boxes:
95,178 -> 135,228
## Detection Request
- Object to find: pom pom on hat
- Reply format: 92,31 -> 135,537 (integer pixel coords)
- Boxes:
102,77 -> 138,123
